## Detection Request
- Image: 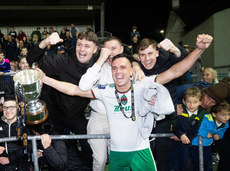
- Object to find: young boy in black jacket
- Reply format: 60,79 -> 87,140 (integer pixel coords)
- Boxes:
169,87 -> 207,171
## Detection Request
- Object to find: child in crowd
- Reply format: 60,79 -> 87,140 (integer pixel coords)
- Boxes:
169,87 -> 207,171
0,51 -> 11,75
0,51 -> 12,93
191,100 -> 230,171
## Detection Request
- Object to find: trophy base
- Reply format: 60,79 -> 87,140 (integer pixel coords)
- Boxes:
26,101 -> 49,125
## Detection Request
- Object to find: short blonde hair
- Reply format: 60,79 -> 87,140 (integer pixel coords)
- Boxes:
184,87 -> 202,101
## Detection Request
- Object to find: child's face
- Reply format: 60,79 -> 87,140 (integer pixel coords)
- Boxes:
0,53 -> 5,62
183,96 -> 201,113
212,110 -> 230,124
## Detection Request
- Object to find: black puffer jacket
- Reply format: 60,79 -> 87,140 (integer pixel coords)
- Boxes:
0,119 -> 29,170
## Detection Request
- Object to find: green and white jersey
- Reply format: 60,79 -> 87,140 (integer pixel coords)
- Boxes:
91,75 -> 157,152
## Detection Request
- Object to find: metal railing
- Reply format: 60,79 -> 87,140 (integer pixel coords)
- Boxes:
0,133 -> 204,171
0,71 -> 205,170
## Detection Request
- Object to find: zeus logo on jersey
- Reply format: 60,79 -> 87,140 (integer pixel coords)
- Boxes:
114,105 -> 132,112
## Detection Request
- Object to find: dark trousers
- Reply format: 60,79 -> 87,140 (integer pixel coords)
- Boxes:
169,141 -> 190,171
150,118 -> 171,171
217,137 -> 230,171
190,146 -> 212,171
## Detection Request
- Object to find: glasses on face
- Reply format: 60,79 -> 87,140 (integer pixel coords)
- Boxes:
3,106 -> 17,111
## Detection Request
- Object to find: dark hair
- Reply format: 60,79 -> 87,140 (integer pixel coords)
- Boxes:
136,38 -> 157,52
4,94 -> 16,102
21,46 -> 28,50
103,36 -> 122,45
78,30 -> 98,45
132,26 -> 137,30
28,120 -> 54,134
211,100 -> 230,114
112,53 -> 133,66
0,50 -> 5,56
19,56 -> 27,62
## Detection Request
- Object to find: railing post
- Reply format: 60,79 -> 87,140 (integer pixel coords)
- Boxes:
198,135 -> 204,171
31,137 -> 39,171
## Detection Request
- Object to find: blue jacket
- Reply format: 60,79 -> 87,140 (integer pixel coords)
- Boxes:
192,114 -> 229,146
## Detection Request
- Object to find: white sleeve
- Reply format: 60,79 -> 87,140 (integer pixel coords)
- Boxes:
91,87 -> 102,101
79,63 -> 101,91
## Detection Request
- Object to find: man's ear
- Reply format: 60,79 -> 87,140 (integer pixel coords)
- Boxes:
121,46 -> 124,53
93,46 -> 98,54
156,50 -> 159,57
130,67 -> 133,78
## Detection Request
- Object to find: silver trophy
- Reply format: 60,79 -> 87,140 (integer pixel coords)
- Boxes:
13,69 -> 48,125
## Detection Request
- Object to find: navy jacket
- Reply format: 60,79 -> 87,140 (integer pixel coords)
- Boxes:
172,105 -> 207,143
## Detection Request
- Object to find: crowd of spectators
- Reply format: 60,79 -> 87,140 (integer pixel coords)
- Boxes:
0,24 -> 81,71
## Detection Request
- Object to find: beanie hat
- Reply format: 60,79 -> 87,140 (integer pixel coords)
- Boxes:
205,82 -> 230,103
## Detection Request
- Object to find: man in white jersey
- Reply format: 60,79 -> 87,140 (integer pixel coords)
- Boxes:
39,34 -> 213,170
79,36 -> 145,171
41,54 -> 172,170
